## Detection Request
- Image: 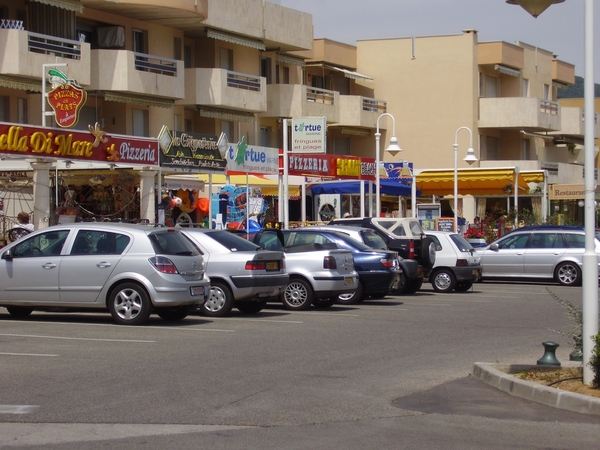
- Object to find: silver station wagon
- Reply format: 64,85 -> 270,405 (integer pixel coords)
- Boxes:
477,225 -> 600,286
0,223 -> 210,325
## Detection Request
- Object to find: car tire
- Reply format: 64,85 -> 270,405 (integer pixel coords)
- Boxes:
454,281 -> 473,292
203,281 -> 234,317
155,306 -> 190,321
431,269 -> 456,293
392,272 -> 407,295
337,282 -> 363,305
404,278 -> 423,294
236,300 -> 267,314
555,262 -> 582,286
282,278 -> 314,310
108,282 -> 152,325
6,306 -> 33,319
421,237 -> 436,269
368,292 -> 387,299
313,298 -> 336,308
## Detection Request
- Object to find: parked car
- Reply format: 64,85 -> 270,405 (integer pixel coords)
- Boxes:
0,223 -> 210,325
253,229 -> 359,310
304,224 -> 425,295
178,227 -> 288,316
262,228 -> 401,304
476,225 -> 600,286
328,217 -> 436,293
425,231 -> 482,293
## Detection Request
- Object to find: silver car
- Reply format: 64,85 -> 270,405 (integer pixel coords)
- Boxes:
477,225 -> 600,286
179,228 -> 288,316
0,223 -> 209,325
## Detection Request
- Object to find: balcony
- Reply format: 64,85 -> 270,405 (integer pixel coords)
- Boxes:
0,28 -> 91,86
180,68 -> 266,113
335,96 -> 386,128
263,84 -> 339,122
479,97 -> 561,131
89,49 -> 184,99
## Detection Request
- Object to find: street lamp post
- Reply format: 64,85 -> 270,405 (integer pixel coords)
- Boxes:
375,113 -> 402,217
453,127 -> 478,232
507,0 -> 597,385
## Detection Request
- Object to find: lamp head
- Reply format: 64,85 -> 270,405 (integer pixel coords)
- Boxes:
506,0 -> 564,18
385,137 -> 402,156
463,147 -> 478,165
65,160 -> 72,169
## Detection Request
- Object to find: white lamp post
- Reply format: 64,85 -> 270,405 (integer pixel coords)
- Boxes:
453,127 -> 478,232
375,113 -> 402,217
507,0 -> 597,385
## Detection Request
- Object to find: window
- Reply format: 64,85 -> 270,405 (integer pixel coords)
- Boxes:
564,233 -> 585,248
12,230 -> 69,257
522,78 -> 530,97
184,44 -> 193,68
543,84 -> 550,100
133,29 -> 147,54
221,121 -> 234,142
522,138 -> 531,160
0,96 -> 9,122
527,233 -> 559,249
497,233 -> 529,250
173,37 -> 182,61
70,231 -> 128,255
260,57 -> 272,84
484,136 -> 500,160
132,109 -> 149,137
283,66 -> 290,84
220,47 -> 233,70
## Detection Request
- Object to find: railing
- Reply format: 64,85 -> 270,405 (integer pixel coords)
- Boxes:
28,31 -> 81,60
0,19 -> 24,29
134,52 -> 177,76
226,70 -> 261,92
306,86 -> 335,105
362,97 -> 386,114
540,99 -> 559,115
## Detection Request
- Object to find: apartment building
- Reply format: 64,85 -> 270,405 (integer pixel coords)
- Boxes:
356,30 -> 599,222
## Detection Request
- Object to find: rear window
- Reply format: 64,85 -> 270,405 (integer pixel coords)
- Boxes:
149,230 -> 201,256
207,231 -> 260,251
361,231 -> 388,250
449,233 -> 474,252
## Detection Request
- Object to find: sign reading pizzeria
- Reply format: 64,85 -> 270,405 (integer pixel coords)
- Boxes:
46,69 -> 87,128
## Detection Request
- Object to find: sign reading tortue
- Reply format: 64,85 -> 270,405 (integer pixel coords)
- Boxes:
0,122 -> 159,166
46,69 -> 87,128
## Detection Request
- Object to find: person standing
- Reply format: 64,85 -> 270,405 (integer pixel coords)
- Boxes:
16,212 -> 34,231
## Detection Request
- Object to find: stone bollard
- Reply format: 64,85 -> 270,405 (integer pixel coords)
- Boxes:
537,341 -> 561,366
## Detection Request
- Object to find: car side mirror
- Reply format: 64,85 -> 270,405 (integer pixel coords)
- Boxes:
2,249 -> 14,260
490,243 -> 499,250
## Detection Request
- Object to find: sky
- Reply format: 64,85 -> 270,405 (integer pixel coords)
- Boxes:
277,0 -> 599,83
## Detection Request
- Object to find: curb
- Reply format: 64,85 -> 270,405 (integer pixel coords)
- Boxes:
472,362 -> 600,416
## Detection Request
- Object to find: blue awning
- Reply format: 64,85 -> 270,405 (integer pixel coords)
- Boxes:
310,180 -> 415,196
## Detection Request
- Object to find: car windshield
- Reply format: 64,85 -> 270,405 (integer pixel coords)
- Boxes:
206,230 -> 260,251
449,233 -> 474,252
149,230 -> 201,256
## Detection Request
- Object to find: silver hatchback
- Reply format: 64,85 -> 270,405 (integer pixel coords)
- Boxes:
477,225 -> 600,286
0,223 -> 210,324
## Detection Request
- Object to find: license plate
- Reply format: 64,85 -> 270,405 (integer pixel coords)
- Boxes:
345,277 -> 354,286
266,261 -> 279,271
191,286 -> 205,297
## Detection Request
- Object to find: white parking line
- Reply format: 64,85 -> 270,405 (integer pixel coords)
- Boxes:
0,352 -> 57,357
0,405 -> 39,414
207,318 -> 304,324
291,311 -> 360,317
0,333 -> 155,343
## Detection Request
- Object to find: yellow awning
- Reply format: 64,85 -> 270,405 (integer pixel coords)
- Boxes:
194,174 -> 299,196
416,168 -> 544,196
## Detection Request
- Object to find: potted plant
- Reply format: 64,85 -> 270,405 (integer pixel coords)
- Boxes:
464,227 -> 487,246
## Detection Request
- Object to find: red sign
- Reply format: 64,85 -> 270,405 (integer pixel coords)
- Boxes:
0,122 -> 159,166
47,84 -> 87,128
285,153 -> 376,180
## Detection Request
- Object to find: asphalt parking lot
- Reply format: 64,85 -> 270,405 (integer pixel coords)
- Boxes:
1,281 -> 599,449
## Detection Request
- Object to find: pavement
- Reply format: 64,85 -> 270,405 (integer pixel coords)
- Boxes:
472,362 -> 600,416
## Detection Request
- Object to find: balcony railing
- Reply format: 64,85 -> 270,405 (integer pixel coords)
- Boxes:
362,98 -> 386,114
134,52 -> 177,76
307,86 -> 335,105
0,19 -> 24,30
28,31 -> 82,60
540,100 -> 559,115
226,71 -> 261,92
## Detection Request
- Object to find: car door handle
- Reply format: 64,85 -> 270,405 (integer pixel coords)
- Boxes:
42,263 -> 56,269
97,262 -> 111,268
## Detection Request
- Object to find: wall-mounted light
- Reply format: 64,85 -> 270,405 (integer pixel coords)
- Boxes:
65,160 -> 73,169
109,163 -> 117,171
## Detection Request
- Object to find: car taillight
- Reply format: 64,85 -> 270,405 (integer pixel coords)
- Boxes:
380,258 -> 397,268
409,241 -> 415,259
323,256 -> 337,269
456,259 -> 468,266
245,261 -> 267,270
149,256 -> 178,274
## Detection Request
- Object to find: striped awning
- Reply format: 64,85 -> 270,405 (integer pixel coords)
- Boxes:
0,75 -> 42,92
306,63 -> 374,83
198,107 -> 255,123
30,0 -> 84,13
206,29 -> 265,51
495,64 -> 520,77
100,92 -> 174,109
276,54 -> 305,67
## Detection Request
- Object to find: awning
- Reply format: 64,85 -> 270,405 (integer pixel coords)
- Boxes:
495,64 -> 520,77
305,63 -> 374,83
198,107 -> 255,123
415,167 -> 544,196
0,75 -> 42,92
276,54 -> 305,67
30,0 -> 83,13
206,29 -> 266,51
310,179 -> 414,196
97,92 -> 174,109
195,174 -> 300,197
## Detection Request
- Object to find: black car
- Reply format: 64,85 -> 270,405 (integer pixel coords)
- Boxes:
328,217 -> 436,293
254,228 -> 401,305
